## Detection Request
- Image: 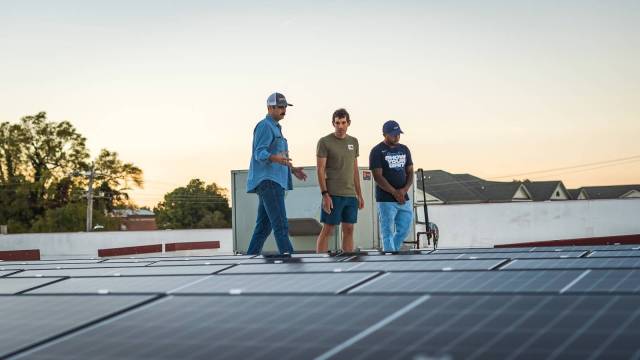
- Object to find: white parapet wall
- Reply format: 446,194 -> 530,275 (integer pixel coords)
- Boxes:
0,228 -> 233,257
418,199 -> 640,248
2,199 -> 639,257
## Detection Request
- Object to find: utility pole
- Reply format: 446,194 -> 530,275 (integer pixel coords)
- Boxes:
85,163 -> 96,232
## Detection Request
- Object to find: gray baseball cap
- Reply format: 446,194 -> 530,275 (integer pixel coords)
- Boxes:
267,92 -> 293,107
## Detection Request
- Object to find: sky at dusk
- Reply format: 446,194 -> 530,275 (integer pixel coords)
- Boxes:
1,0 -> 638,206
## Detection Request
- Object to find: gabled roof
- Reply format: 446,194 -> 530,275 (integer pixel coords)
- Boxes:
581,185 -> 640,199
416,170 -> 485,204
567,188 -> 589,200
522,180 -> 569,201
416,170 -> 532,204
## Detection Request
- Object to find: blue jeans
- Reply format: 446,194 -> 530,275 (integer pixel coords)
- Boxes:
378,201 -> 413,252
247,180 -> 294,255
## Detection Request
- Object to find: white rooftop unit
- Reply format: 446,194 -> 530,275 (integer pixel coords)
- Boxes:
231,166 -> 414,253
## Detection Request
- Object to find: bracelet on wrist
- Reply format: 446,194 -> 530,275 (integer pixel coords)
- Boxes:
321,191 -> 330,196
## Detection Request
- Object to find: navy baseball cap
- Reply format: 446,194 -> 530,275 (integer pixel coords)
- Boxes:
383,120 -> 403,136
267,92 -> 293,107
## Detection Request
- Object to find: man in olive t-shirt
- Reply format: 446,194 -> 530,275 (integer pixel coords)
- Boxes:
316,108 -> 364,253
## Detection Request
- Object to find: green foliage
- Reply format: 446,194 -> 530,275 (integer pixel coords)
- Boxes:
0,112 -> 144,233
30,202 -> 120,233
154,179 -> 231,229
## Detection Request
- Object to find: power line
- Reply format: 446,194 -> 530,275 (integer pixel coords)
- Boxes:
487,155 -> 640,179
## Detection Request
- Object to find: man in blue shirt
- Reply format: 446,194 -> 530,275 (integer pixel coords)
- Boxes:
246,92 -> 307,255
369,120 -> 414,252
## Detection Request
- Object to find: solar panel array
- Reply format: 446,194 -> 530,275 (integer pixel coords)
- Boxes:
1,243 -> 639,359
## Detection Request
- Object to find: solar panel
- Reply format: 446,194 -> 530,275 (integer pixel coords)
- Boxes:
0,295 -> 154,359
220,262 -> 360,274
1,270 -> 17,277
10,264 -> 232,277
350,259 -> 506,271
467,251 -> 587,259
0,262 -> 154,271
349,270 -> 585,294
220,259 -> 506,274
26,276 -> 209,294
564,269 -> 640,294
170,273 -> 379,295
15,295 -> 640,360
0,278 -> 65,294
0,259 -> 102,266
10,268 -> 131,278
502,257 -> 640,270
529,244 -> 640,252
149,259 -> 254,266
433,247 -> 537,254
589,250 -> 640,258
102,255 -> 255,262
350,254 -> 490,262
417,251 -> 587,260
325,295 -> 640,359
12,295 -> 416,359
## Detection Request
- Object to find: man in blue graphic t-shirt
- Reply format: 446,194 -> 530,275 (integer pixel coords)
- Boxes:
369,120 -> 414,252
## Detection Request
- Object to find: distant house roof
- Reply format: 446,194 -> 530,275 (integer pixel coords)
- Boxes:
416,170 -> 532,204
580,185 -> 640,199
567,189 -> 589,200
522,180 -> 570,201
112,209 -> 155,217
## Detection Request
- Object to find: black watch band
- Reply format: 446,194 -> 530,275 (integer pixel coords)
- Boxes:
321,191 -> 329,196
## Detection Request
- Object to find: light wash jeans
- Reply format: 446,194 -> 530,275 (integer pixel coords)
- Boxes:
377,201 -> 414,252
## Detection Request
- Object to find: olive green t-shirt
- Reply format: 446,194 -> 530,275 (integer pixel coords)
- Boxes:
316,133 -> 359,197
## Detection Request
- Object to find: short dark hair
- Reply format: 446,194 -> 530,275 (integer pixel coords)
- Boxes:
332,108 -> 350,124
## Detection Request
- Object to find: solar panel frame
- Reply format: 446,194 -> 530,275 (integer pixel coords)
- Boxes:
0,259 -> 103,266
349,270 -> 585,294
502,257 -> 640,270
101,255 -> 256,262
1,270 -> 19,277
0,295 -> 156,359
432,247 -> 537,254
170,272 -> 381,295
0,277 -> 67,294
327,294 -> 640,360
0,262 -> 154,271
25,275 -> 210,294
564,269 -> 640,294
220,259 -> 507,273
11,295 -> 419,360
10,264 -> 233,277
14,294 -> 640,360
588,250 -> 640,258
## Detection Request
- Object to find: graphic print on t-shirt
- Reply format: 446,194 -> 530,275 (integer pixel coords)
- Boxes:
385,153 -> 407,170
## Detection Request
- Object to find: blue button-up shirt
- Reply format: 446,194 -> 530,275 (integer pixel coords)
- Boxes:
247,114 -> 293,193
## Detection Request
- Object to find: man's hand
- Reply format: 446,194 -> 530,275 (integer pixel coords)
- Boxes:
322,194 -> 333,214
269,154 -> 292,167
393,189 -> 406,204
357,194 -> 365,209
292,167 -> 307,181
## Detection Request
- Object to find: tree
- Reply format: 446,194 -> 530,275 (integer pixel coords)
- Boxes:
30,202 -> 120,233
154,179 -> 231,229
19,112 -> 89,185
93,149 -> 144,211
0,112 -> 145,233
0,122 -> 26,184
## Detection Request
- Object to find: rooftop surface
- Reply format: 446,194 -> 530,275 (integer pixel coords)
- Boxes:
1,245 -> 640,359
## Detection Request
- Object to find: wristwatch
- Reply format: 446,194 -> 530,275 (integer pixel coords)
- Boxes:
321,190 -> 330,196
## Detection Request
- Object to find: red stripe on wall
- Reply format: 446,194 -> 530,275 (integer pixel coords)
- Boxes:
98,244 -> 163,257
0,249 -> 41,261
165,241 -> 220,252
495,234 -> 640,249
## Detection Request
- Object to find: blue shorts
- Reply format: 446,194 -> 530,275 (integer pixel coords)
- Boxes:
320,195 -> 358,225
